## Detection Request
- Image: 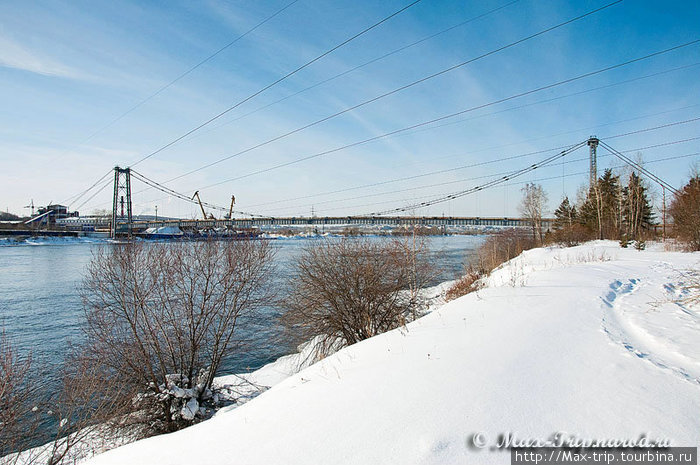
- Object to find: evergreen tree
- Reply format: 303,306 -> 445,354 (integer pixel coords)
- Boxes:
578,169 -> 623,239
553,196 -> 577,230
622,172 -> 655,240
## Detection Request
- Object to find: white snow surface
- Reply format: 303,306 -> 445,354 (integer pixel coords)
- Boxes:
86,241 -> 700,465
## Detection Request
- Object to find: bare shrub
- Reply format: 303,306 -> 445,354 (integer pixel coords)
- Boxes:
676,268 -> 700,308
0,331 -> 42,462
1,331 -> 133,465
280,237 -> 434,357
38,348 -> 145,465
79,239 -> 274,434
392,225 -> 442,236
275,228 -> 297,237
506,259 -> 528,287
475,229 -> 537,274
669,175 -> 700,251
445,270 -> 482,302
341,227 -> 362,236
548,223 -> 594,247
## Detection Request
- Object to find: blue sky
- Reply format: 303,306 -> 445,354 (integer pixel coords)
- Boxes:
0,0 -> 698,219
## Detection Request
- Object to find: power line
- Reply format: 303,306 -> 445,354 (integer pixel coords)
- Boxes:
73,178 -> 114,213
598,140 -> 680,194
499,152 -> 699,191
191,41 -> 700,192
244,120 -> 700,210
126,58 -> 699,203
129,170 -> 268,218
310,151 -> 699,216
79,0 -> 301,146
133,60 -> 700,184
125,114 -> 700,213
129,0 -> 425,168
161,0 -> 625,183
367,133 -> 699,216
43,1 -> 301,168
55,2 -> 304,208
368,141 -> 589,215
255,138 -> 699,215
179,0 -> 523,143
378,62 -> 700,146
63,169 -> 113,208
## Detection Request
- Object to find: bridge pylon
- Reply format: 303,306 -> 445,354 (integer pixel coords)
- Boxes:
587,136 -> 599,189
111,167 -> 133,239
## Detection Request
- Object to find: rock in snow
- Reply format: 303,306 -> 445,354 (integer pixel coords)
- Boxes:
180,398 -> 199,422
85,241 -> 700,465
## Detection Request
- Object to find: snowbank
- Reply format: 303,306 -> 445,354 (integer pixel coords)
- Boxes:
213,280 -> 454,412
86,241 -> 699,465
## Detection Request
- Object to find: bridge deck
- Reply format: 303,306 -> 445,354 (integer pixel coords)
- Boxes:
121,216 -> 553,230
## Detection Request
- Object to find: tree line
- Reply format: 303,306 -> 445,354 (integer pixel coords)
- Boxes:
520,167 -> 699,251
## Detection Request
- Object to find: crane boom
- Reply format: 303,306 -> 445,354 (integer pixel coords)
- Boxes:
191,191 -> 207,220
226,195 -> 236,219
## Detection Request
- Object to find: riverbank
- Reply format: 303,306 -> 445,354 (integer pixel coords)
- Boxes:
81,240 -> 699,464
1,234 -> 482,463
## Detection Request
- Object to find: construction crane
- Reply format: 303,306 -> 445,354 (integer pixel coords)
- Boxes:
224,195 -> 236,219
191,191 -> 214,220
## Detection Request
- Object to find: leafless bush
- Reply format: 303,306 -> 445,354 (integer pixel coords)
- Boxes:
280,237 -> 434,357
0,330 -> 42,463
391,225 -> 442,236
445,270 -> 482,302
341,227 -> 363,236
1,330 -> 132,465
475,229 -> 537,274
274,228 -> 297,237
677,268 -> 700,308
669,175 -> 700,251
37,348 -> 144,465
547,223 -> 594,247
505,259 -> 528,287
79,239 -> 274,434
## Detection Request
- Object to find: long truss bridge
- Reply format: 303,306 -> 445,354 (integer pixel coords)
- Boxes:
128,215 -> 552,231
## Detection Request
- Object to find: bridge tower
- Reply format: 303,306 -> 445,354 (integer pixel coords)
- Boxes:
111,167 -> 132,239
587,136 -> 599,189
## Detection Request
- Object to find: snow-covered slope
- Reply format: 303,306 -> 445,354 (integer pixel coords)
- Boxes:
87,241 -> 700,465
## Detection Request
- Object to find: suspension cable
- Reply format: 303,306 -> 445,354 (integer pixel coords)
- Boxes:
367,141 -> 588,215
598,140 -> 679,194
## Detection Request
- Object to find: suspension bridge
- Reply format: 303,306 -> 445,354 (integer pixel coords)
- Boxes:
6,3 -> 694,239
99,134 -> 674,237
8,127 -> 684,240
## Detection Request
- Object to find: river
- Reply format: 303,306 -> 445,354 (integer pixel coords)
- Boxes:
0,234 -> 484,386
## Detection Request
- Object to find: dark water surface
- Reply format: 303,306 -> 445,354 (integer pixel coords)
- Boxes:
0,235 -> 484,382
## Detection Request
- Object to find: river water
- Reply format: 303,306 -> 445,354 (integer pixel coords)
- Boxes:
0,234 -> 484,386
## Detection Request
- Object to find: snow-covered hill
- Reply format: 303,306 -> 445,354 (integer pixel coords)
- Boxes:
86,241 -> 700,465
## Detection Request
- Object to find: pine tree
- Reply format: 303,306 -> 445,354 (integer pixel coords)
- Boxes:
622,172 -> 655,240
578,169 -> 622,239
553,196 -> 577,230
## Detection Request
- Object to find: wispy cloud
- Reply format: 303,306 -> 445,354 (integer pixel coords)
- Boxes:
0,35 -> 87,79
